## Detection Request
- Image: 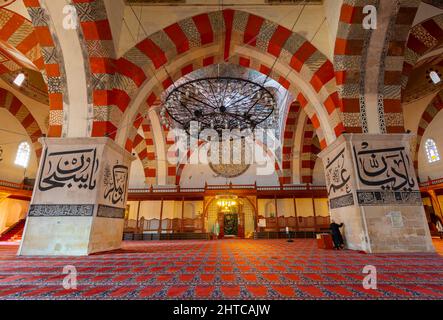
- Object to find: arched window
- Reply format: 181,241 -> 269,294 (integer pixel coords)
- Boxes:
15,142 -> 31,168
425,139 -> 440,164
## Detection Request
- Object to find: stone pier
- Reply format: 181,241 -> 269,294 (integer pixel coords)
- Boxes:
318,134 -> 434,253
19,138 -> 134,256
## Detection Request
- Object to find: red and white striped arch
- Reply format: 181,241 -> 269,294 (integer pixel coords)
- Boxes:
122,50 -> 339,185
402,14 -> 443,92
23,0 -> 66,138
300,119 -> 320,184
280,101 -> 302,185
122,50 -> 338,153
70,0 -> 116,138
115,9 -> 343,150
0,8 -> 44,74
334,0 -> 420,134
0,87 -> 43,158
132,120 -> 158,186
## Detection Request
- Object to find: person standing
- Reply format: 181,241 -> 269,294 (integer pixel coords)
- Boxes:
330,220 -> 344,250
436,219 -> 443,240
213,221 -> 220,239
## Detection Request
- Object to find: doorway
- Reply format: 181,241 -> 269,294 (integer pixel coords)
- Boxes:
224,213 -> 238,236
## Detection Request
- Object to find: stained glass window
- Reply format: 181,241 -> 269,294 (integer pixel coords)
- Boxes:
15,142 -> 31,168
425,139 -> 440,163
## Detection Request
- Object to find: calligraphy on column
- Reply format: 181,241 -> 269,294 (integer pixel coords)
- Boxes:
353,142 -> 416,191
103,164 -> 129,205
38,148 -> 99,192
325,147 -> 351,196
325,147 -> 354,209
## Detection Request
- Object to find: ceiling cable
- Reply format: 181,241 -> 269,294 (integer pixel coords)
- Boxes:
113,1 -> 312,141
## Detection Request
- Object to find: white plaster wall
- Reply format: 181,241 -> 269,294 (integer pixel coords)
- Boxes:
418,110 -> 443,181
403,92 -> 438,133
312,157 -> 325,185
0,198 -> 29,233
0,109 -> 38,182
180,163 -> 279,188
0,79 -> 49,134
129,158 -> 148,188
323,0 -> 343,58
103,0 -> 125,53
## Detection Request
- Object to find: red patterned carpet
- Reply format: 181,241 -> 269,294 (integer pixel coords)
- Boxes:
0,239 -> 442,300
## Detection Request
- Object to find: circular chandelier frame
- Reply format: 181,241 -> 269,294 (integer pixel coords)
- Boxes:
161,77 -> 277,135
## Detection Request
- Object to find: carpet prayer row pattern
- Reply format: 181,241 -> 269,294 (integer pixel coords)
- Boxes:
0,240 -> 442,300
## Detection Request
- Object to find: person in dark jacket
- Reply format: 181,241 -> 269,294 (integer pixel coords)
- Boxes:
330,220 -> 344,250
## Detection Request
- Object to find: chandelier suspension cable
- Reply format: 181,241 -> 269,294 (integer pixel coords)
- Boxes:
128,3 -> 185,95
262,1 -> 310,128
129,0 -> 304,89
221,1 -> 308,112
109,3 -> 303,140
124,1 -> 305,138
260,1 -> 307,88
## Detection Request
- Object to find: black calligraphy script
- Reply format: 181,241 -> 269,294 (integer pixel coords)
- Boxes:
353,142 -> 416,191
103,164 -> 129,205
38,148 -> 99,192
325,147 -> 351,196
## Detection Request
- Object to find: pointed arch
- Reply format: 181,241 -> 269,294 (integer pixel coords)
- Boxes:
402,14 -> 443,92
114,9 -> 343,149
0,8 -> 44,74
23,0 -> 66,137
334,1 -> 421,134
0,88 -> 43,159
280,101 -> 302,184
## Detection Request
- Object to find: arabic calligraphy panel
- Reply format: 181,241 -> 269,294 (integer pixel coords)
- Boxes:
38,148 -> 99,192
357,191 -> 422,206
97,205 -> 125,219
323,143 -> 354,209
353,141 -> 417,192
329,194 -> 355,210
102,163 -> 129,207
28,204 -> 94,217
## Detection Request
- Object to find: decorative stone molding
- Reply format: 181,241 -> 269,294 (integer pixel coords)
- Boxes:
28,204 -> 94,217
97,205 -> 125,219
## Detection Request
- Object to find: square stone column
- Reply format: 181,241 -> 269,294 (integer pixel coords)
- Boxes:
19,137 -> 134,256
318,134 -> 434,253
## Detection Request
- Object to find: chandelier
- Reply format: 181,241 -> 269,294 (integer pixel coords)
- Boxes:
216,194 -> 239,212
160,77 -> 277,135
